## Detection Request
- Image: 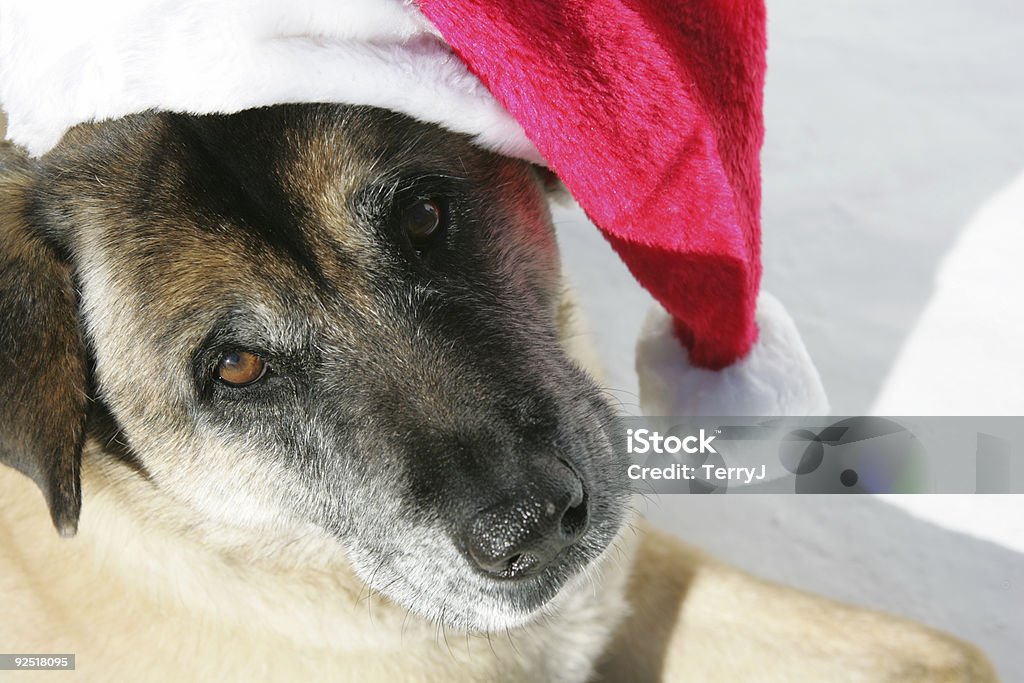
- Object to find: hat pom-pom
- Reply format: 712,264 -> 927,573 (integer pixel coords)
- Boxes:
636,292 -> 828,417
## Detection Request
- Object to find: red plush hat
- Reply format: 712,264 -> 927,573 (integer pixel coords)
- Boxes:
0,0 -> 826,416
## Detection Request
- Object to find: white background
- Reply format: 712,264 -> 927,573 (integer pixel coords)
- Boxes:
554,1 -> 1024,679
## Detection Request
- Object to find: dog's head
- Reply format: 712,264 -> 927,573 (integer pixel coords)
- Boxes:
0,105 -> 628,630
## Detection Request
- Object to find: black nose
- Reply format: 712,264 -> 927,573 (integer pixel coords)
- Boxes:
463,462 -> 589,578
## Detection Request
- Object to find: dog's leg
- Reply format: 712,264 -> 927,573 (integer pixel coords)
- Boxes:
594,521 -> 998,682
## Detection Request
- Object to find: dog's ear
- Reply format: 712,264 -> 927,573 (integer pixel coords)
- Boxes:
0,145 -> 88,536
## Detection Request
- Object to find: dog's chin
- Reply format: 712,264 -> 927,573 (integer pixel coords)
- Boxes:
397,562 -> 582,633
347,525 -> 620,633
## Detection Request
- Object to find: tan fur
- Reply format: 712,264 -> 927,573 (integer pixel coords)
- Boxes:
0,300 -> 997,682
597,526 -> 998,682
0,454 -> 998,682
0,445 -> 633,682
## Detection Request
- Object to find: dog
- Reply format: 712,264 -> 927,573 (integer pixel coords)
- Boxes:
0,105 -> 998,682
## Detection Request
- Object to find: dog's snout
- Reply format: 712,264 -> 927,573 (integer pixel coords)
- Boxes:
463,463 -> 589,579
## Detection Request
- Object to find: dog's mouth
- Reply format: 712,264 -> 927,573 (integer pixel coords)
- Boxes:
491,486 -> 589,580
403,472 -> 622,631
452,499 -> 622,632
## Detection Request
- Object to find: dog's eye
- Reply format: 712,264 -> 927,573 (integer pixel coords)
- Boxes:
216,351 -> 267,387
402,198 -> 445,246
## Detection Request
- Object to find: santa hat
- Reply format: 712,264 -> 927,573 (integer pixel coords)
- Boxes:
0,0 -> 827,417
